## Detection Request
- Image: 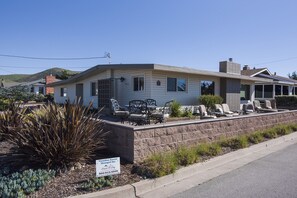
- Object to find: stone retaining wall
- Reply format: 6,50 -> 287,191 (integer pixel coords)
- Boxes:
104,110 -> 297,163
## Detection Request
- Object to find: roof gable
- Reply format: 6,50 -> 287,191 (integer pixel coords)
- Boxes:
241,68 -> 272,77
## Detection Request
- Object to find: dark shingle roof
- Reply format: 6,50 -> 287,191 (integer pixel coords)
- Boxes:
241,68 -> 267,76
258,73 -> 297,84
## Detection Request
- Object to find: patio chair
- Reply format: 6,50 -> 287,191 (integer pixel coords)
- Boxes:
144,99 -> 157,106
150,100 -> 174,124
243,103 -> 255,115
214,104 -> 226,117
110,98 -> 130,123
253,100 -> 277,113
128,100 -> 149,125
222,103 -> 239,116
198,105 -> 216,119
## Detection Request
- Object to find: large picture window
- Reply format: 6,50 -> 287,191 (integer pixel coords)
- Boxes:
201,80 -> 215,95
264,85 -> 273,98
133,77 -> 144,91
167,77 -> 186,92
240,84 -> 250,100
255,85 -> 263,98
283,86 -> 289,95
275,85 -> 282,95
91,82 -> 98,96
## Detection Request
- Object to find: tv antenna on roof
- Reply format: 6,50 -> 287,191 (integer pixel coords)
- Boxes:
104,52 -> 111,64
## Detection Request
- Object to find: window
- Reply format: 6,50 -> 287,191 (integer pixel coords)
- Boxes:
295,87 -> 297,95
30,86 -> 34,93
38,87 -> 44,95
60,87 -> 67,97
133,77 -> 144,91
264,85 -> 273,98
167,78 -> 177,91
275,85 -> 282,95
167,77 -> 187,92
283,86 -> 289,95
177,79 -> 186,91
201,80 -> 215,95
240,84 -> 250,100
90,82 -> 98,96
255,85 -> 263,98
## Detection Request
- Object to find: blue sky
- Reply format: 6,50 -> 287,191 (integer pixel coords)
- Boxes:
0,0 -> 297,76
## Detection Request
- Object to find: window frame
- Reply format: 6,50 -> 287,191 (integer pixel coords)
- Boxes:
60,87 -> 67,97
201,80 -> 215,95
133,76 -> 145,92
90,81 -> 98,96
264,85 -> 273,98
167,77 -> 187,92
255,85 -> 263,98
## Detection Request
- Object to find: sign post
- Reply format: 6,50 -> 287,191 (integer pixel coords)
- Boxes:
96,157 -> 120,177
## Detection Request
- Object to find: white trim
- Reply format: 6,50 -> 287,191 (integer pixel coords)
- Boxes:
250,68 -> 272,77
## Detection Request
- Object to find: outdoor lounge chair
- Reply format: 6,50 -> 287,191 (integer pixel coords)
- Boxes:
222,103 -> 239,116
214,104 -> 226,117
110,98 -> 130,123
150,100 -> 173,124
128,100 -> 149,125
198,105 -> 216,119
243,103 -> 255,114
253,100 -> 277,113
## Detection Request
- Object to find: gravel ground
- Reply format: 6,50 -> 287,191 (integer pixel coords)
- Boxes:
0,141 -> 142,198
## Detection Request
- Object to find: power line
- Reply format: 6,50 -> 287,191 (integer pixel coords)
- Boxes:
0,65 -> 91,69
0,52 -> 111,60
251,56 -> 297,66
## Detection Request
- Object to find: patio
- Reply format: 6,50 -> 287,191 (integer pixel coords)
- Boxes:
102,109 -> 297,163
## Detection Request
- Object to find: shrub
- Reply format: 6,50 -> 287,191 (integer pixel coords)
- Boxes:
80,176 -> 113,191
220,136 -> 248,149
175,146 -> 199,166
170,100 -> 182,117
262,129 -> 278,139
275,96 -> 297,109
0,103 -> 27,141
0,169 -> 55,198
198,95 -> 223,111
136,153 -> 177,178
182,107 -> 193,118
274,125 -> 291,136
248,132 -> 264,144
196,143 -> 222,156
2,101 -> 107,169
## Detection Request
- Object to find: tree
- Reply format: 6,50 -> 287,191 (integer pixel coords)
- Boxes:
55,70 -> 75,80
288,71 -> 297,80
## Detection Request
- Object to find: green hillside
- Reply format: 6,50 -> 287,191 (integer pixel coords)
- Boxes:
0,68 -> 79,83
0,74 -> 30,82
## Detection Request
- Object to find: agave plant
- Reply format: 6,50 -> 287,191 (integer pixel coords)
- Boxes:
4,101 -> 107,169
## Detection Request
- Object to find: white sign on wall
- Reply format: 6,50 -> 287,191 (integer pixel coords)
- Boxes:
96,157 -> 121,177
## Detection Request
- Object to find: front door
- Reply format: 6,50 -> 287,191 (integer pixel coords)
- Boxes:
76,83 -> 84,104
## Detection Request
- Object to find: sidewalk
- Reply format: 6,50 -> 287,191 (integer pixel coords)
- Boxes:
71,132 -> 297,198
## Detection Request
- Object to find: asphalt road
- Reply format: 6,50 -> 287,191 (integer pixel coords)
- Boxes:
171,143 -> 297,198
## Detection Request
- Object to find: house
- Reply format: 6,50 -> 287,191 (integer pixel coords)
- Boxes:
241,66 -> 297,101
2,75 -> 57,95
49,59 -> 271,111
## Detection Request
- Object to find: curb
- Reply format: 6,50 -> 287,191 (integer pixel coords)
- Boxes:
70,132 -> 297,198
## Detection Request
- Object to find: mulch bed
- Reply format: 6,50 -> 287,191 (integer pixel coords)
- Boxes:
0,141 -> 142,198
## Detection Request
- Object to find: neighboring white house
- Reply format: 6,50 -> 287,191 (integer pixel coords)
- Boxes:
49,59 -> 271,111
241,66 -> 297,101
